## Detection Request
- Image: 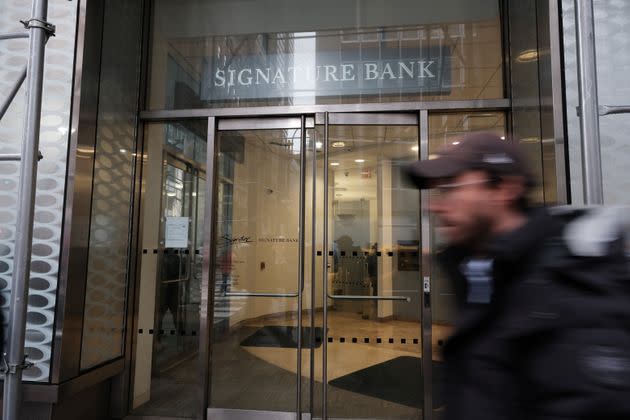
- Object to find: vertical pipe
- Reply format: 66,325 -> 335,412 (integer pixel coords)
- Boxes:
3,1 -> 49,419
419,110 -> 433,420
322,112 -> 329,420
297,115 -> 306,418
199,117 -> 217,420
574,0 -> 603,204
549,0 -> 569,204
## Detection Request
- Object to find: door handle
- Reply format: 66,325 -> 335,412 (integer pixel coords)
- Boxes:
328,294 -> 410,302
224,291 -> 299,298
599,105 -> 630,116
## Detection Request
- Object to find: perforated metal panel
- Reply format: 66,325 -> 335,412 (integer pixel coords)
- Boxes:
0,0 -> 78,381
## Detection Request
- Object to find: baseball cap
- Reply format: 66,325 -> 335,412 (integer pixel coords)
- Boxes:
405,132 -> 535,189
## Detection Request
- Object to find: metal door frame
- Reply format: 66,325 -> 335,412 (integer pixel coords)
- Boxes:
203,110 -> 433,420
206,115 -> 312,420
318,110 -> 432,420
139,99 -> 510,420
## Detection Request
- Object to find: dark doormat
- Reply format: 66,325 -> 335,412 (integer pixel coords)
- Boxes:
240,326 -> 324,349
328,356 -> 445,409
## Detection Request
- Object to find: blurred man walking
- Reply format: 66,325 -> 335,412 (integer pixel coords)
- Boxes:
407,133 -> 630,420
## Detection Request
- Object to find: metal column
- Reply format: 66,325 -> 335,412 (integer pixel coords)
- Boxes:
297,115 -> 307,418
574,0 -> 604,204
419,110 -> 433,420
321,112 -> 329,420
3,0 -> 53,419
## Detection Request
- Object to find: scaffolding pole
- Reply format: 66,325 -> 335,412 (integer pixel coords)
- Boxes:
574,0 -> 604,204
2,0 -> 53,418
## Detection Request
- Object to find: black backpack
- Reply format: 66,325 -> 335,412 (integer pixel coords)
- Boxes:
522,206 -> 630,418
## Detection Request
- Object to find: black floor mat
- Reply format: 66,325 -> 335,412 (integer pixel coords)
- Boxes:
240,326 -> 324,348
329,356 -> 445,409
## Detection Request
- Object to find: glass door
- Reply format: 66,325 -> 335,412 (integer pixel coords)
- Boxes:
154,155 -> 206,391
316,113 -> 433,420
131,121 -> 208,418
206,112 -> 435,420
207,117 -> 315,419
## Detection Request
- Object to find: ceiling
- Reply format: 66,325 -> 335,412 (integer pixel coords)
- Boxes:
227,111 -> 505,202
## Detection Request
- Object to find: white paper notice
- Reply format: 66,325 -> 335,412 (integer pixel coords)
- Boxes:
165,217 -> 189,248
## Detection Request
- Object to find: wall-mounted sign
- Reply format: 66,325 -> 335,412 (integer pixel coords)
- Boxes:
202,46 -> 451,101
165,217 -> 189,248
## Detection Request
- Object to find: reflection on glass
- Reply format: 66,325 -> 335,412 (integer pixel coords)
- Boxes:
131,122 -> 206,418
428,112 -> 506,414
149,0 -> 503,109
156,161 -> 203,370
324,123 -> 424,419
209,127 -> 303,412
79,0 -> 144,371
165,121 -> 207,166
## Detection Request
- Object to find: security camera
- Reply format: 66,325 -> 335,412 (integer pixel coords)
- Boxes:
344,171 -> 349,177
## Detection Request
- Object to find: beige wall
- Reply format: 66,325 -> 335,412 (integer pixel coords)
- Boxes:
132,125 -> 165,407
224,132 -> 340,326
228,136 -> 302,326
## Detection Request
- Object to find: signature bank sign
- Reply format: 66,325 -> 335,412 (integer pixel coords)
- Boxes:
201,46 -> 451,101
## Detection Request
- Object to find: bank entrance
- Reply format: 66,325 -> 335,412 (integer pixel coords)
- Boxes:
130,104 -> 507,420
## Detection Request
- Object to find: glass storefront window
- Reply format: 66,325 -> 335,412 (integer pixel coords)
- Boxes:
428,111 -> 506,412
131,122 -> 207,417
80,0 -> 145,371
148,0 -> 504,109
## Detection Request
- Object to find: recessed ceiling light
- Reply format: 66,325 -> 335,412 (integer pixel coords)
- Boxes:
330,162 -> 340,166
316,141 -> 323,149
516,49 -> 538,62
354,159 -> 365,163
411,146 -> 419,152
500,136 -> 506,140
332,141 -> 346,148
452,141 -> 460,145
120,149 -> 126,153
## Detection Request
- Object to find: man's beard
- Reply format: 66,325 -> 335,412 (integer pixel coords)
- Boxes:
460,213 -> 494,251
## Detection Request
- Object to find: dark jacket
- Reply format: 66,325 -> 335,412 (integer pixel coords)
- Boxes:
439,207 -> 630,420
